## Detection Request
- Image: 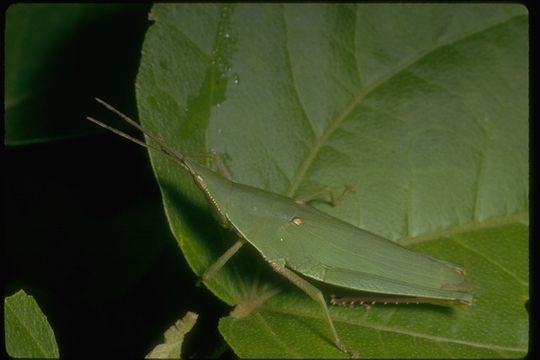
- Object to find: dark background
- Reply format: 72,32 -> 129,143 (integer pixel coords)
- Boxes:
4,4 -> 231,358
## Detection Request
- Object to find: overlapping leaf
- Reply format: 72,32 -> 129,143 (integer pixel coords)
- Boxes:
5,290 -> 59,358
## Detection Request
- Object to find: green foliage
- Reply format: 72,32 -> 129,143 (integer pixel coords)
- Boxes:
5,290 -> 59,358
5,3 -> 148,145
135,4 -> 528,358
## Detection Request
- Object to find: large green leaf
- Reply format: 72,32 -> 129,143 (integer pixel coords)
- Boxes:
135,4 -> 528,358
5,289 -> 59,358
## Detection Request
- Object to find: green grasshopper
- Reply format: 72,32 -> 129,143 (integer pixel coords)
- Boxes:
88,98 -> 472,354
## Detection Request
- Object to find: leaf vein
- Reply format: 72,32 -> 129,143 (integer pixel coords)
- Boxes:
452,237 -> 527,288
286,12 -> 526,199
262,307 -> 525,353
256,312 -> 300,357
282,7 -> 317,140
399,211 -> 528,246
6,301 -> 49,356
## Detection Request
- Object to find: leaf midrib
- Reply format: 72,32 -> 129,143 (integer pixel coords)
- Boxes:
285,12 -> 526,198
258,308 -> 526,353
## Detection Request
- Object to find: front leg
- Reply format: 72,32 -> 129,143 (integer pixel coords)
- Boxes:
295,184 -> 355,207
197,239 -> 244,285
